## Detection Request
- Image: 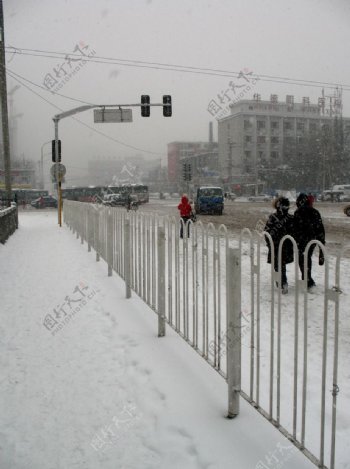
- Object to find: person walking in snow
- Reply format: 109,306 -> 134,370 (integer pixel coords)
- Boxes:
177,194 -> 193,238
293,192 -> 325,289
264,197 -> 294,294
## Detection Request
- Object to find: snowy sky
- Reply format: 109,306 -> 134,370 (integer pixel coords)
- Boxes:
4,0 -> 350,184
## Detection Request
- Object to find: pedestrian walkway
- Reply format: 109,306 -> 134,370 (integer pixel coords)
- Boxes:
0,211 -> 314,469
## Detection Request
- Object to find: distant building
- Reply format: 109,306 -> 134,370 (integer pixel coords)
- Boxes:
0,167 -> 37,188
87,155 -> 159,186
167,141 -> 214,182
218,95 -> 350,191
167,123 -> 219,189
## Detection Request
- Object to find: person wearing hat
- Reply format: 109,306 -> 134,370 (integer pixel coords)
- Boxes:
294,192 -> 325,289
264,196 -> 294,294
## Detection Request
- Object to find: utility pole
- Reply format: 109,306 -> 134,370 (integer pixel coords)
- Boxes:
227,138 -> 233,190
0,0 -> 12,206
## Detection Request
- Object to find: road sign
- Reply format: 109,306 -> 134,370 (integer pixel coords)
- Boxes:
94,108 -> 133,123
50,163 -> 66,181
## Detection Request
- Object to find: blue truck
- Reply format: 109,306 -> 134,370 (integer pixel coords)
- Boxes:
194,186 -> 224,215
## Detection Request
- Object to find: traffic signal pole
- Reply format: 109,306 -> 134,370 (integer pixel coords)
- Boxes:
52,96 -> 172,227
53,117 -> 62,227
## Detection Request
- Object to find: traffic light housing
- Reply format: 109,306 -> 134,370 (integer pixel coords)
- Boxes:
163,95 -> 172,117
182,163 -> 187,181
141,95 -> 150,117
51,139 -> 61,162
188,164 -> 192,181
182,163 -> 192,181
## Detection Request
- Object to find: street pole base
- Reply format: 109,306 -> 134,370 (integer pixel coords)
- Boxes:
226,413 -> 238,419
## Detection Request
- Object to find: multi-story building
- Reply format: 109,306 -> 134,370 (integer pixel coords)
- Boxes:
167,141 -> 218,191
218,95 -> 350,192
167,123 -> 219,190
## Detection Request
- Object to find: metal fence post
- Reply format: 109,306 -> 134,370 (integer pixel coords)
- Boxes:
95,209 -> 100,262
158,225 -> 166,337
107,209 -> 113,276
87,206 -> 91,252
80,208 -> 84,244
124,218 -> 131,298
227,247 -> 241,418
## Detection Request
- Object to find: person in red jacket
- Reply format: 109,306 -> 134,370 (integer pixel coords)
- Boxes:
177,194 -> 192,238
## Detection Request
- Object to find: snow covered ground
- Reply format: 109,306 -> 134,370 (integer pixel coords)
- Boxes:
0,210 -> 347,469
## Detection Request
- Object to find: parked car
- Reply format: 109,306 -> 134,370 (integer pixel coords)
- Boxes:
226,192 -> 237,200
248,194 -> 272,202
31,196 -> 58,208
319,190 -> 344,202
102,193 -> 139,208
344,205 -> 350,217
102,194 -> 126,206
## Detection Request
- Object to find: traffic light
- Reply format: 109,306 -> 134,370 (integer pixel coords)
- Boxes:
141,95 -> 150,117
182,163 -> 188,181
182,163 -> 192,181
51,139 -> 61,162
163,95 -> 172,117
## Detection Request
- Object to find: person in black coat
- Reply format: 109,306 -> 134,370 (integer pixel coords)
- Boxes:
264,197 -> 294,294
294,193 -> 325,289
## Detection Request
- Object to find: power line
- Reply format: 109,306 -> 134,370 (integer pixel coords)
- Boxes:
6,69 -> 163,156
7,67 -> 94,106
5,45 -> 350,91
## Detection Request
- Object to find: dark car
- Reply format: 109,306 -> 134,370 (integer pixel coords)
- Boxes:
31,196 -> 58,209
344,205 -> 350,217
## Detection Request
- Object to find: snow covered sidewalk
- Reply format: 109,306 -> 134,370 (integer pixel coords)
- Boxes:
0,211 -> 315,469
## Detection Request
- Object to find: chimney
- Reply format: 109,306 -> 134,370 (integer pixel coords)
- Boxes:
209,122 -> 213,145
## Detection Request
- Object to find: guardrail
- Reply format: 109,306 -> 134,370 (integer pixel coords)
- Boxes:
0,204 -> 18,243
63,200 -> 344,469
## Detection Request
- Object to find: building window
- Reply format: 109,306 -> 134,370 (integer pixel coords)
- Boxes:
284,120 -> 293,130
271,136 -> 279,144
258,151 -> 264,159
257,120 -> 266,130
244,119 -> 252,130
284,136 -> 295,146
309,123 -> 317,132
257,136 -> 266,144
245,135 -> 252,143
244,151 -> 251,159
271,151 -> 279,159
297,121 -> 305,131
271,121 -> 279,129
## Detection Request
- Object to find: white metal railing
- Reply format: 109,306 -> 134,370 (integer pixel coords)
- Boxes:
63,201 -> 344,469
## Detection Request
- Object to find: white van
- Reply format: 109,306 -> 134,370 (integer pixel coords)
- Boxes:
332,184 -> 350,195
